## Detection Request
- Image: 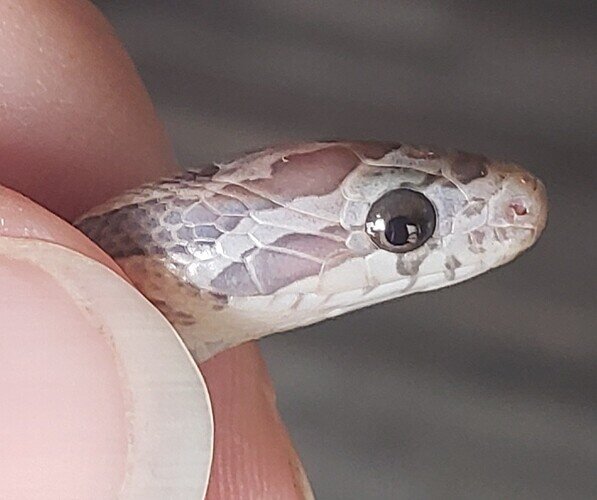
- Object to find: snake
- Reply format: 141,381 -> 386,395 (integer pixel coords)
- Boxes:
75,141 -> 547,363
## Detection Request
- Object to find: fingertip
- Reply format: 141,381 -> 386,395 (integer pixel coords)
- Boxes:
0,184 -> 128,495
0,188 -> 212,498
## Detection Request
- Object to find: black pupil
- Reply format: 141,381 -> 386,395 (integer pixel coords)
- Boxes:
385,216 -> 417,246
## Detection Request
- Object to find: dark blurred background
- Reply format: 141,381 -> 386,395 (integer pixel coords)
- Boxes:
94,2 -> 596,498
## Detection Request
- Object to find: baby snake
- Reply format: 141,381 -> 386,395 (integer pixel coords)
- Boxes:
76,141 -> 547,363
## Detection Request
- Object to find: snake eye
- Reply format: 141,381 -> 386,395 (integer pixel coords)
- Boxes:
365,189 -> 436,253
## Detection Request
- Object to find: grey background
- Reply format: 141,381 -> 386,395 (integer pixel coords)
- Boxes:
94,2 -> 596,499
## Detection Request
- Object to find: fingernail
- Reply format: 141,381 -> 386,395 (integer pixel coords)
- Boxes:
0,237 -> 212,499
293,457 -> 316,500
0,186 -> 118,272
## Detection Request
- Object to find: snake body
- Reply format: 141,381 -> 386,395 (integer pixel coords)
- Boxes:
76,141 -> 547,361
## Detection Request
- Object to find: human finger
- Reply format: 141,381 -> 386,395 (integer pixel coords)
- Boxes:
0,1 -> 311,496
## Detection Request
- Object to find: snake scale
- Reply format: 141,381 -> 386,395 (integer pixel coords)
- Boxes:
76,141 -> 547,362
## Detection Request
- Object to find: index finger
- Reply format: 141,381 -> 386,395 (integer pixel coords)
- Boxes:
0,0 -> 177,220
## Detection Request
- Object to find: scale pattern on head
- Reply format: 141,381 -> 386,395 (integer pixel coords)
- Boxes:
77,141 -> 547,359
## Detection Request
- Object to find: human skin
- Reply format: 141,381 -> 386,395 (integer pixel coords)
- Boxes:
0,0 -> 309,498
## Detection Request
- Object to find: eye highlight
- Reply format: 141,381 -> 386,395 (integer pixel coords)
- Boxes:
365,189 -> 436,253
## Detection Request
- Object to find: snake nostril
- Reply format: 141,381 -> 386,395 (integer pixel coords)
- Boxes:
509,202 -> 528,217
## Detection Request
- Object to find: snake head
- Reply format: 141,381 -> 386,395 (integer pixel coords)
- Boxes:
76,141 -> 547,360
